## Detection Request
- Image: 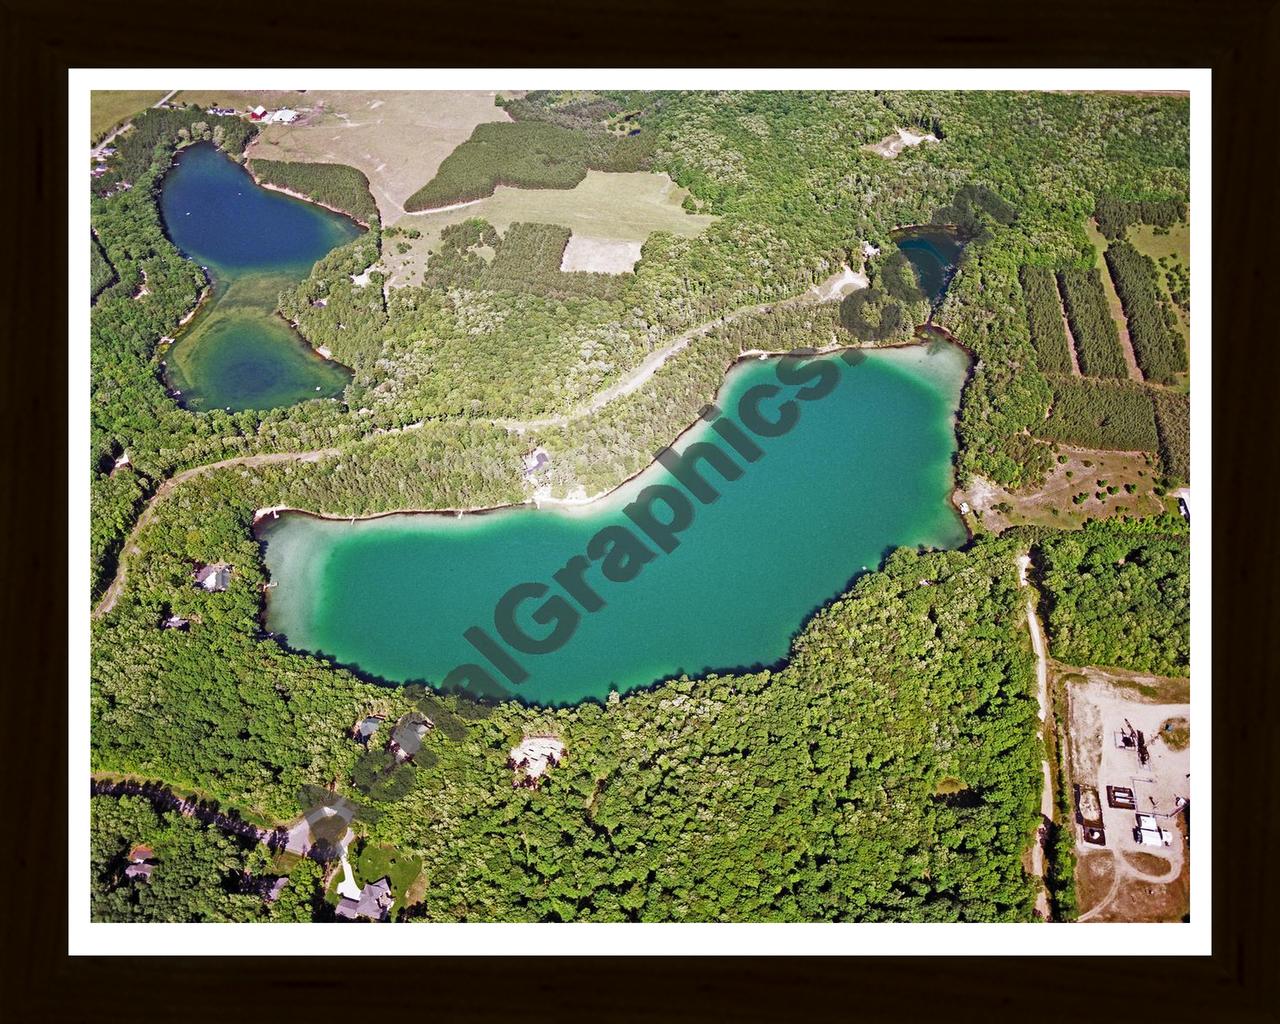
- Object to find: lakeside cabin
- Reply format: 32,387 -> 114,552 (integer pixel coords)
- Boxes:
194,563 -> 231,592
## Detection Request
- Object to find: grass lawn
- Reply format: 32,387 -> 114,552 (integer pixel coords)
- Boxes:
355,841 -> 423,903
382,170 -> 717,287
91,91 -> 168,143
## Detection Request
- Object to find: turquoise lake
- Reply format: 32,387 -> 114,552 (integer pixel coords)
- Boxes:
261,342 -> 970,707
159,142 -> 361,412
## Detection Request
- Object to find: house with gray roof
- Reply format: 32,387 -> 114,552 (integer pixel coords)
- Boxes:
335,877 -> 393,922
194,563 -> 231,592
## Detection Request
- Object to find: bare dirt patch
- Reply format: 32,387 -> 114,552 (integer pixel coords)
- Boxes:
175,90 -> 511,224
561,235 -> 645,273
1092,848 -> 1189,923
1123,851 -> 1174,876
863,127 -> 938,159
957,446 -> 1168,532
1076,850 -> 1117,916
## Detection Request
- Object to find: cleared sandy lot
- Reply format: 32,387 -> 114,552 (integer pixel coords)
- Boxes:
1062,670 -> 1191,922
560,236 -> 645,273
174,90 -> 511,223
863,127 -> 938,158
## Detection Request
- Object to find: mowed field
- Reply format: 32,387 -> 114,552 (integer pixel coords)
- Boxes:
382,170 -> 718,287
173,91 -> 510,223
91,91 -> 169,142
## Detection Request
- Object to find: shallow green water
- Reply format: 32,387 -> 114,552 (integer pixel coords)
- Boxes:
159,142 -> 360,412
261,343 -> 970,706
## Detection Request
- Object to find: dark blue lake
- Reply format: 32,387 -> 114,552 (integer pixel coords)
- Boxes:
159,142 -> 361,412
893,226 -> 965,309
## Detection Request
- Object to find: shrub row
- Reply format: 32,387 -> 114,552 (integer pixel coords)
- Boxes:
1057,269 -> 1127,379
90,234 -> 116,302
1103,239 -> 1187,384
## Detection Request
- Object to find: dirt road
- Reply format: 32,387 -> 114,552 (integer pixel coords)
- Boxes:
92,449 -> 340,619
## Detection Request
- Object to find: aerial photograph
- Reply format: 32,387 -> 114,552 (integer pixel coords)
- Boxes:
84,84 -> 1194,930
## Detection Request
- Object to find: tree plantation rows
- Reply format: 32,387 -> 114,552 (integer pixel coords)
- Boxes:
1104,239 -> 1187,384
1036,377 -> 1161,454
1093,194 -> 1186,241
1056,269 -> 1128,379
404,119 -> 653,210
1151,390 -> 1191,482
1018,266 -> 1073,374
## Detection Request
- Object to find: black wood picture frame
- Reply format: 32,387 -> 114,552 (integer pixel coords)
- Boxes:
4,0 -> 1275,1018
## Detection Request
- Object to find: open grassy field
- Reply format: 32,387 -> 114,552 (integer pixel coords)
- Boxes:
382,170 -> 718,287
91,91 -> 168,143
174,90 -> 510,223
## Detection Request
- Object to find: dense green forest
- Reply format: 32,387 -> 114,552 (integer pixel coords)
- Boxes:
1056,269 -> 1128,379
90,233 -> 115,301
1018,266 -> 1072,374
90,793 -> 324,922
1038,516 -> 1190,676
248,158 -> 379,225
92,106 -> 256,199
94,474 -> 1044,920
1036,377 -> 1160,452
1103,239 -> 1187,384
88,90 -> 1193,922
1152,390 -> 1191,482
